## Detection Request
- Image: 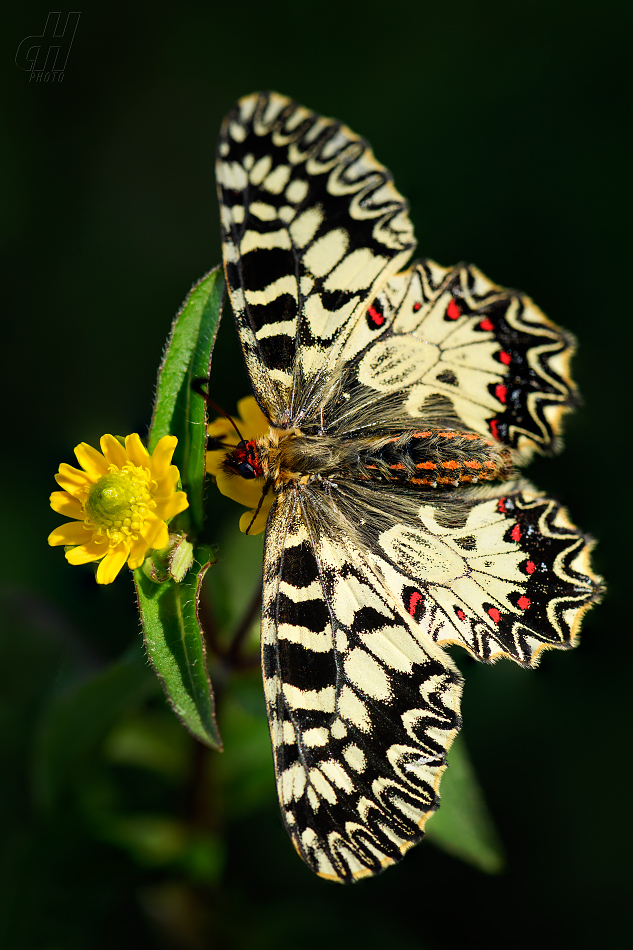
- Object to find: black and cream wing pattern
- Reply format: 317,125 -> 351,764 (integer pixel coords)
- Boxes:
215,92 -> 603,882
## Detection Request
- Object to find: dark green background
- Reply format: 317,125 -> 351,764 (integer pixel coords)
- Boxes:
2,2 -> 630,948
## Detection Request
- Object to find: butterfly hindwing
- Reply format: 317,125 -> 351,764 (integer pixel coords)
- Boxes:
338,260 -> 579,459
330,480 -> 600,666
262,488 -> 462,882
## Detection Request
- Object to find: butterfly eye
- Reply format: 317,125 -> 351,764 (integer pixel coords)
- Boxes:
237,460 -> 258,479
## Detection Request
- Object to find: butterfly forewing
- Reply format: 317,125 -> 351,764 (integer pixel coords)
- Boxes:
217,91 -> 415,423
262,489 -> 462,881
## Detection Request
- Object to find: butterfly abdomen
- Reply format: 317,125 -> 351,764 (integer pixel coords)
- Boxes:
349,428 -> 510,487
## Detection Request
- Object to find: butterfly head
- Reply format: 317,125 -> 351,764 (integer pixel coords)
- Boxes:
224,439 -> 264,480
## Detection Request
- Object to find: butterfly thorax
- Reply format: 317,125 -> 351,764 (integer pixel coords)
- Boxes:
226,425 -> 512,490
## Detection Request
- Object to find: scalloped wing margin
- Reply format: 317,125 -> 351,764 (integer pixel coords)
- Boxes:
338,260 -> 580,461
216,91 -> 416,423
330,479 -> 604,667
261,487 -> 462,882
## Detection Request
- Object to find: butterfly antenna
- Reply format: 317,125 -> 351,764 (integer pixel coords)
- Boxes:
245,482 -> 270,535
192,377 -> 246,442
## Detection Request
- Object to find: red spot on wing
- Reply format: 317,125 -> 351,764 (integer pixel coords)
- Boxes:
487,607 -> 501,624
489,418 -> 500,439
456,608 -> 466,621
499,350 -> 512,365
408,591 -> 424,617
479,318 -> 494,331
368,304 -> 385,327
413,301 -> 422,312
526,560 -> 536,575
517,596 -> 531,610
446,299 -> 461,320
497,497 -> 507,513
495,384 -> 507,404
511,524 -> 521,542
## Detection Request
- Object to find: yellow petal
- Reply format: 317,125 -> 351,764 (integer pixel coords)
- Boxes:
128,535 -> 150,569
50,491 -> 84,519
74,442 -> 109,478
154,464 -> 180,496
96,545 -> 130,584
238,500 -> 271,535
100,434 -> 128,468
65,537 -> 109,564
55,463 -> 94,494
216,470 -> 264,508
206,449 -> 228,477
238,396 -> 270,437
155,491 -> 189,522
48,521 -> 93,547
150,435 -> 178,477
141,514 -> 169,550
125,433 -> 150,467
207,416 -> 239,444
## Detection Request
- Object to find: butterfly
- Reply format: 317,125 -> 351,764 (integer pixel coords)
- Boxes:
214,91 -> 603,883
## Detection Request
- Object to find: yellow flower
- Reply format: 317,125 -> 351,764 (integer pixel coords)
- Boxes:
206,396 -> 272,535
49,434 -> 189,584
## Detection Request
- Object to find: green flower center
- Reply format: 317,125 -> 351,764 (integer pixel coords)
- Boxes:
85,467 -> 155,544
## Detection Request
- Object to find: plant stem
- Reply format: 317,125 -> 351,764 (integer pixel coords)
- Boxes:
225,583 -> 262,670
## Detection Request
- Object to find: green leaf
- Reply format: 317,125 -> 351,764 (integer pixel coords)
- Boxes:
149,265 -> 224,533
32,642 -> 158,813
134,268 -> 224,749
134,544 -> 222,750
425,734 -> 505,873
